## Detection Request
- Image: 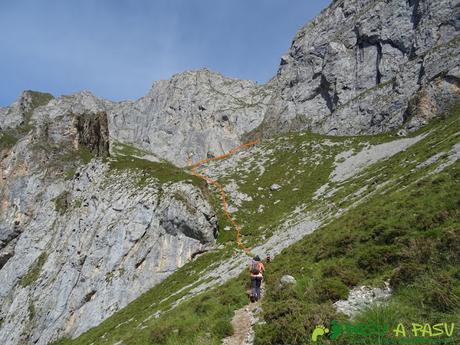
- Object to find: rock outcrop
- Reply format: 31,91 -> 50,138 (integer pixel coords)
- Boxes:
0,91 -> 53,130
108,69 -> 272,167
259,0 -> 460,136
334,282 -> 392,318
0,104 -> 217,344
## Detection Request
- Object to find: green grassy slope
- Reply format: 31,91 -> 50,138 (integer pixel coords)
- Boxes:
254,106 -> 460,344
52,105 -> 460,345
255,160 -> 460,345
204,131 -> 395,246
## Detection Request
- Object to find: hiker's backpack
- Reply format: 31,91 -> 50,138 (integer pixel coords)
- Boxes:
250,260 -> 260,274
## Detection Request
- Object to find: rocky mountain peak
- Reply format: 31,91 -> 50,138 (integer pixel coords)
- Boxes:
109,67 -> 271,166
0,90 -> 53,131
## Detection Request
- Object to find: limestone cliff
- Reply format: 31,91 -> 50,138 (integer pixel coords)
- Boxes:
0,94 -> 217,344
260,0 -> 460,135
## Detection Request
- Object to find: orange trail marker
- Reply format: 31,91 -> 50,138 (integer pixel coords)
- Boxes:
191,139 -> 260,255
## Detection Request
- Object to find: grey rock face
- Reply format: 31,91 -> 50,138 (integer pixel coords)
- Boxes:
108,69 -> 272,167
26,71 -> 272,168
0,91 -> 54,130
260,0 -> 460,136
0,111 -> 217,345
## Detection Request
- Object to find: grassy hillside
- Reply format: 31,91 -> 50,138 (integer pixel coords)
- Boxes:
255,162 -> 460,345
52,105 -> 460,345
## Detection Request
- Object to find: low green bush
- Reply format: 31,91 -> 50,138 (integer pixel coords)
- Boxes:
212,319 -> 234,338
313,277 -> 349,303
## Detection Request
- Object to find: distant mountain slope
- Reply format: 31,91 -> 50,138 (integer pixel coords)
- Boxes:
3,1 -> 458,168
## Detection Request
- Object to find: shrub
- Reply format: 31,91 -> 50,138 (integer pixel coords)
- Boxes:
313,277 -> 349,303
53,191 -> 71,215
356,245 -> 401,274
150,324 -> 174,344
0,131 -> 18,149
390,263 -> 426,289
256,301 -> 336,345
322,261 -> 364,287
418,274 -> 460,313
437,230 -> 460,264
212,319 -> 233,338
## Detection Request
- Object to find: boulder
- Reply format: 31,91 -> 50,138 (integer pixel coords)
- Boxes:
280,275 -> 296,286
270,184 -> 282,191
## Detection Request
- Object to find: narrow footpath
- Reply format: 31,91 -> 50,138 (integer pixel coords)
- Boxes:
222,301 -> 261,345
190,139 -> 259,254
191,140 -> 263,345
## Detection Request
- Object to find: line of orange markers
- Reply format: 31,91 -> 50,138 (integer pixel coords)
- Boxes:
191,139 -> 260,254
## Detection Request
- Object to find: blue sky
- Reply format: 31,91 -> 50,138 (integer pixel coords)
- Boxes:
0,0 -> 331,106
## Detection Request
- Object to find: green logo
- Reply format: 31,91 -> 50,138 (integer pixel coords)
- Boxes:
311,325 -> 329,342
314,320 -> 457,343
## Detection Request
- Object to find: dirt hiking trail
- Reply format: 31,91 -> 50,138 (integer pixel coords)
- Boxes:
222,301 -> 261,345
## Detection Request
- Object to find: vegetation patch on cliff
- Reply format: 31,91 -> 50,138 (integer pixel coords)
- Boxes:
20,252 -> 48,288
53,191 -> 71,215
0,131 -> 18,149
108,143 -> 202,187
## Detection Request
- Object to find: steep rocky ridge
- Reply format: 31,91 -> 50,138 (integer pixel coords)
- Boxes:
258,0 -> 460,136
109,69 -> 272,167
0,99 -> 217,344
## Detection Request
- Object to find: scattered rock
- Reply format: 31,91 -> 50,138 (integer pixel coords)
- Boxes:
280,275 -> 296,286
270,184 -> 282,191
334,282 -> 392,318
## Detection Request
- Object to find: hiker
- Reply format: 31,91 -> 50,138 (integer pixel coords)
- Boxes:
266,253 -> 271,263
249,255 -> 265,302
